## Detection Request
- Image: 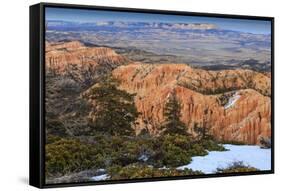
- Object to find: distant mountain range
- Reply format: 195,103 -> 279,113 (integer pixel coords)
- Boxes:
47,20 -> 218,30
46,20 -> 271,72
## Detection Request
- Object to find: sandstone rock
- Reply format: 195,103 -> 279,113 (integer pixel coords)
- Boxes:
45,41 -> 129,85
46,43 -> 128,74
112,63 -> 271,144
45,41 -> 271,145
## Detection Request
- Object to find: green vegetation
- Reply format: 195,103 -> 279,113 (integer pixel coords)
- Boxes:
216,161 -> 258,173
160,91 -> 188,136
45,77 -> 227,181
46,118 -> 68,137
86,77 -> 139,136
46,132 -> 226,179
154,135 -> 192,167
109,164 -> 202,180
193,107 -> 223,149
46,137 -> 98,177
216,92 -> 234,107
194,121 -> 212,142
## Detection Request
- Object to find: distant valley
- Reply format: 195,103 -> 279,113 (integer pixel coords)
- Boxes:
46,20 -> 271,72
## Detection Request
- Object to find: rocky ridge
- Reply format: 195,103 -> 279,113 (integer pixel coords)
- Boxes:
111,64 -> 271,144
45,41 -> 272,145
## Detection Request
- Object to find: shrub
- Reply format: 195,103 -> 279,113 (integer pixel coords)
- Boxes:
56,77 -> 81,93
150,135 -> 192,167
201,139 -> 226,151
87,77 -> 139,136
189,143 -> 208,156
45,132 -> 227,178
108,164 -> 202,180
216,161 -> 258,173
161,144 -> 192,167
148,134 -> 226,167
45,138 -> 100,177
46,119 -> 68,137
46,135 -> 62,144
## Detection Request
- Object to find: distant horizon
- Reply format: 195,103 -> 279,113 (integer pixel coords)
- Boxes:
46,7 -> 271,35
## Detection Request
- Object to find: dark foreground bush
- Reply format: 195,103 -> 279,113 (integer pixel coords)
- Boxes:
150,135 -> 192,167
108,164 -> 202,180
46,137 -> 102,177
150,135 -> 226,167
46,133 -> 227,178
216,161 -> 258,173
201,139 -> 227,152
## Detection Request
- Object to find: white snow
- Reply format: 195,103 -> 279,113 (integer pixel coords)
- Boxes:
91,174 -> 110,181
159,166 -> 169,170
138,154 -> 149,162
96,168 -> 106,173
177,144 -> 271,174
224,92 -> 240,109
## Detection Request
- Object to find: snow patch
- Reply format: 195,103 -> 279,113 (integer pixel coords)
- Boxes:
138,154 -> 149,162
91,174 -> 110,181
224,92 -> 240,109
177,144 -> 271,174
96,168 -> 106,173
159,166 -> 169,170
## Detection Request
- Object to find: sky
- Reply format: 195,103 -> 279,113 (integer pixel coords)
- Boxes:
46,7 -> 271,34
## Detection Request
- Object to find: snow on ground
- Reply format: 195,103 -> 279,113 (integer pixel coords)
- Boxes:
138,154 -> 149,162
177,144 -> 271,174
91,174 -> 110,181
96,168 -> 106,173
159,166 -> 169,170
224,92 -> 240,109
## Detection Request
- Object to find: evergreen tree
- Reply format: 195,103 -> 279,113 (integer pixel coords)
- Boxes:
194,108 -> 212,141
88,76 -> 139,136
161,91 -> 188,135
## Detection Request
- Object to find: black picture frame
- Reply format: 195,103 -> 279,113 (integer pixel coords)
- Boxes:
30,2 -> 274,189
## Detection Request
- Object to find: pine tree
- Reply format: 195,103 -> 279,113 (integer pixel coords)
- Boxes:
161,91 -> 188,136
88,76 -> 139,136
194,108 -> 212,141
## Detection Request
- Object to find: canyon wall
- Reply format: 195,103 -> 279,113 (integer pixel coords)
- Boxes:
112,64 -> 271,144
45,41 -> 272,145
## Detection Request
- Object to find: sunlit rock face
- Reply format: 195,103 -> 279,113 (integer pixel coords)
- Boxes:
45,41 -> 129,85
45,41 -> 271,145
112,63 -> 271,144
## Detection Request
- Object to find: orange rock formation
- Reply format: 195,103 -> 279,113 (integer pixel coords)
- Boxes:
45,41 -> 272,144
112,64 -> 271,144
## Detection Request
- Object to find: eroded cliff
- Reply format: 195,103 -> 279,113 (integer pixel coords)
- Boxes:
111,64 -> 271,144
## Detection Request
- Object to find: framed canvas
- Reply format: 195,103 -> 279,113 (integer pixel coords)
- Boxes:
29,2 -> 274,188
